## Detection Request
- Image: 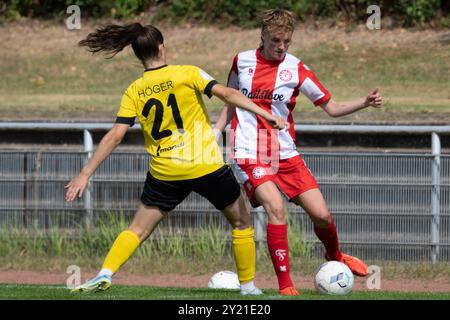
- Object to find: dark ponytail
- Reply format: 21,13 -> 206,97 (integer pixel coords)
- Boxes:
79,23 -> 164,62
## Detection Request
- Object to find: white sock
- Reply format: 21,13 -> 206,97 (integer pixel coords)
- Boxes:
97,268 -> 113,277
240,280 -> 256,291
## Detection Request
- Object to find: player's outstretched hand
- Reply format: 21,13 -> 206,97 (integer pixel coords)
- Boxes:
267,115 -> 290,130
365,88 -> 383,108
65,174 -> 89,202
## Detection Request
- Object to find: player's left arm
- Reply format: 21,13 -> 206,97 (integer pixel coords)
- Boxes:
320,88 -> 383,117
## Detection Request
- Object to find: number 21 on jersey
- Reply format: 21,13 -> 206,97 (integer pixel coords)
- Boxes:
141,93 -> 184,140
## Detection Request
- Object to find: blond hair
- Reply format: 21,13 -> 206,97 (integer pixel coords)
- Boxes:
259,9 -> 296,34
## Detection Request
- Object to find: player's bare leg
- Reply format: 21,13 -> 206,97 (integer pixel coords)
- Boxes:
127,203 -> 166,242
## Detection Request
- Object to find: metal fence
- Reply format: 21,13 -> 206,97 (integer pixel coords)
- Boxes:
0,123 -> 449,263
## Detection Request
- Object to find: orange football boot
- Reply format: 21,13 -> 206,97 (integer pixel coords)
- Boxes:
279,286 -> 300,296
326,253 -> 369,277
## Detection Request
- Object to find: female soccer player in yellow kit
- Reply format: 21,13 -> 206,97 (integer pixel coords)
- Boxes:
65,23 -> 288,295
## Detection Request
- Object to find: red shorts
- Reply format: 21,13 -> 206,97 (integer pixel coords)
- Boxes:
231,155 -> 319,207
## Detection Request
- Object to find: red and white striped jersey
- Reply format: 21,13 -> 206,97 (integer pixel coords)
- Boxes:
228,48 -> 331,160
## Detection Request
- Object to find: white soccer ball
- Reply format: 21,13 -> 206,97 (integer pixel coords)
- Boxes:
207,271 -> 240,290
314,261 -> 354,295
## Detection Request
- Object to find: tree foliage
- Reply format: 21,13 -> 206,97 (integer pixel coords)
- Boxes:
1,0 -> 448,27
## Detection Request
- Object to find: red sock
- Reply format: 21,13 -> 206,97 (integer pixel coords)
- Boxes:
266,223 -> 294,290
313,215 -> 342,261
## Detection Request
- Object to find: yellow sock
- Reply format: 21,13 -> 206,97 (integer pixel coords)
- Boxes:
101,230 -> 140,274
232,227 -> 256,284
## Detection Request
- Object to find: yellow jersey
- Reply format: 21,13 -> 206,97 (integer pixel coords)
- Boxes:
116,65 -> 224,181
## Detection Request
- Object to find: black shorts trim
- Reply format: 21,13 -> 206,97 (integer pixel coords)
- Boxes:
140,165 -> 240,212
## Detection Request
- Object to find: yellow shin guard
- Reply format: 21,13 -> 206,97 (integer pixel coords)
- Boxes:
232,227 -> 256,284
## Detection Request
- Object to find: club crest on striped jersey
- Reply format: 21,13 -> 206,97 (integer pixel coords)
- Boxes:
252,167 -> 266,179
248,68 -> 254,75
279,69 -> 292,81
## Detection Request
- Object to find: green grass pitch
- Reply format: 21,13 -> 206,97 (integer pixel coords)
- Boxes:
0,284 -> 449,300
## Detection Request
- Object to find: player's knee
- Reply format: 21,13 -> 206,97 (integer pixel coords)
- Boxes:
127,227 -> 150,242
222,208 -> 250,229
228,215 -> 250,229
266,203 -> 286,224
231,221 -> 251,229
313,212 -> 331,228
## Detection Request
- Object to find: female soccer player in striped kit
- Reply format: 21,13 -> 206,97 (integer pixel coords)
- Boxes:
215,9 -> 383,295
65,23 -> 289,295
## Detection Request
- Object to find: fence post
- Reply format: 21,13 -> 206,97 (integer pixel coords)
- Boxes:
254,206 -> 266,262
83,129 -> 94,230
431,132 -> 441,264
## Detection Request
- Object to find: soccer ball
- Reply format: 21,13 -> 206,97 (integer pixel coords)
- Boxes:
207,271 -> 240,290
314,261 -> 354,295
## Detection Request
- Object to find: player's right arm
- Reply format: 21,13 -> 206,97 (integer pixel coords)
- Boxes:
211,84 -> 288,130
65,123 -> 129,202
66,84 -> 136,202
